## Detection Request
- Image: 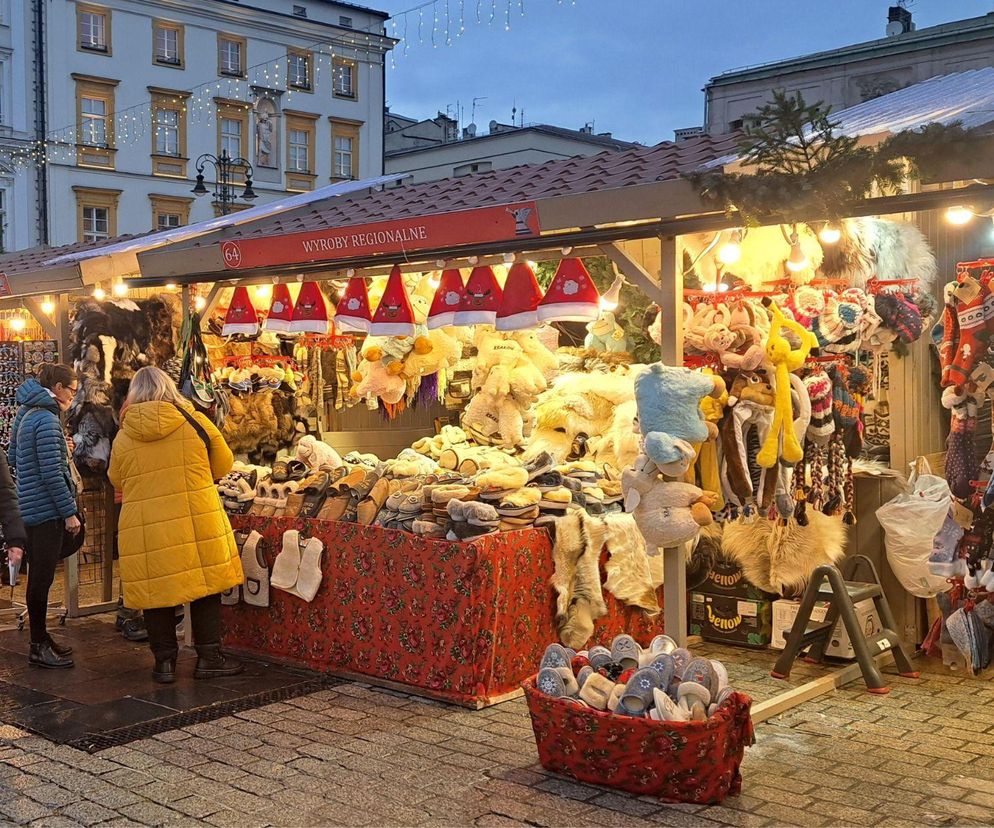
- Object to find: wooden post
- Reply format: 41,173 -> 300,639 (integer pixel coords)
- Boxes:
657,234 -> 688,646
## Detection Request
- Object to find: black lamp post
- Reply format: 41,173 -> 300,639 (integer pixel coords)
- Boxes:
191,150 -> 258,215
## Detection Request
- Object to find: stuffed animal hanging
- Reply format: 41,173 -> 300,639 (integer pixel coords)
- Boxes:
757,302 -> 816,469
622,455 -> 716,550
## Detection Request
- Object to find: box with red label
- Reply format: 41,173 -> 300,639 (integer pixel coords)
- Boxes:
689,591 -> 772,649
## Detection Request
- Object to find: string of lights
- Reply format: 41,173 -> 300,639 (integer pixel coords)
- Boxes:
0,0 -> 577,169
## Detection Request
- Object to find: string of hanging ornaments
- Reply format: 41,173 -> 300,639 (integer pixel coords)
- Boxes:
0,0 -> 576,169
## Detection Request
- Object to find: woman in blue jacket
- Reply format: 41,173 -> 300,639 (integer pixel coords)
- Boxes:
9,363 -> 82,669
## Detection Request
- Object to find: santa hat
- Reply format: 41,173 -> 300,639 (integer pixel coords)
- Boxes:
537,258 -> 600,323
454,266 -> 503,326
496,263 -> 544,331
288,281 -> 330,334
334,277 -> 372,332
262,283 -> 295,332
221,286 -> 259,336
427,269 -> 466,330
369,265 -> 415,337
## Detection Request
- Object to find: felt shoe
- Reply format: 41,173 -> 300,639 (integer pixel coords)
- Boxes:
682,658 -> 719,694
588,645 -> 612,671
577,673 -> 615,710
677,680 -> 712,711
653,686 -> 689,722
540,643 -> 572,669
523,452 -> 555,482
618,667 -> 662,717
270,530 -> 302,591
536,666 -> 577,698
645,653 -> 676,687
611,634 -> 641,670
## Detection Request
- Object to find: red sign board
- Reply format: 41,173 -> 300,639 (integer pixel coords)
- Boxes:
0,273 -> 11,297
219,202 -> 541,270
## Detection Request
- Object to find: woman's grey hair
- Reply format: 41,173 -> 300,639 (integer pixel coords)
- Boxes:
126,366 -> 186,406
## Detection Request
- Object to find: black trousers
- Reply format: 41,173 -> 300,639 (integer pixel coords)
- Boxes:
144,593 -> 222,662
25,520 -> 65,644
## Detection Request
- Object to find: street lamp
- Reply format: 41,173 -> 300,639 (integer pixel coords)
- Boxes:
191,150 -> 258,215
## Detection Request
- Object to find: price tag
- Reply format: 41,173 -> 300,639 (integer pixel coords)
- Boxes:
954,276 -> 981,304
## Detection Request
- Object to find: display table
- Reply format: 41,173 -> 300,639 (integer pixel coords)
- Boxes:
222,515 -> 668,707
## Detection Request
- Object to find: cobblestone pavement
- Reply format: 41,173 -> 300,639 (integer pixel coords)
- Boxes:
1,660 -> 993,828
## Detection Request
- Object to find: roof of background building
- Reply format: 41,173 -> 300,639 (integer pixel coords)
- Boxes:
384,123 -> 639,158
709,12 -> 994,85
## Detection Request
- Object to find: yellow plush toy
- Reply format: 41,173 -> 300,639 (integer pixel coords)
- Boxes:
757,302 -> 817,468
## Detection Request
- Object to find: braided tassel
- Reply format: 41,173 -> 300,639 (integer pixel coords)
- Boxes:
842,455 -> 857,526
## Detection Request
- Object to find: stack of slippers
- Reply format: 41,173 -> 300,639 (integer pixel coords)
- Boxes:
218,468 -> 258,515
284,468 -> 347,519
411,424 -> 470,461
534,636 -> 738,722
446,499 -> 500,541
495,486 -> 542,531
376,485 -> 425,532
536,484 -> 573,528
426,484 -> 478,537
270,529 -> 325,602
476,466 -> 530,503
249,479 -> 301,517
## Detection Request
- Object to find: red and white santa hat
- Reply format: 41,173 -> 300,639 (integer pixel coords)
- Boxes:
427,269 -> 466,330
288,281 -> 330,334
454,265 -> 503,326
537,258 -> 601,323
369,265 -> 416,337
334,276 -> 372,332
496,262 -> 544,331
222,286 -> 260,336
262,283 -> 295,333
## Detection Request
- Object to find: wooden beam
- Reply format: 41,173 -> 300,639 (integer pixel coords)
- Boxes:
657,234 -> 683,366
599,243 -> 662,304
57,294 -> 71,361
22,297 -> 59,341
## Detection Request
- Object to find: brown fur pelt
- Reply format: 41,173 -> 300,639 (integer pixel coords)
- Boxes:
602,513 -> 660,616
222,391 -> 279,455
722,512 -> 846,598
551,511 -> 608,649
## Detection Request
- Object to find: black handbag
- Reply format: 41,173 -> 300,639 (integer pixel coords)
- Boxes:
61,509 -> 85,559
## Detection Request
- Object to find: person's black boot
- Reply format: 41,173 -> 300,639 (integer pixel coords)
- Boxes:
29,642 -> 74,669
45,635 -> 73,657
194,644 -> 243,679
152,658 -> 176,684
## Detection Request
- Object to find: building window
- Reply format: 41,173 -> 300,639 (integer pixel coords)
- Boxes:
218,35 -> 245,77
78,5 -> 110,53
153,21 -> 183,67
330,119 -> 360,180
339,15 -> 353,27
288,129 -> 309,172
74,74 -> 117,167
0,62 -> 5,126
149,87 -> 189,176
73,186 -> 120,243
293,5 -> 307,17
333,58 -> 356,100
150,194 -> 192,230
288,50 -> 312,91
284,111 -> 317,191
154,108 -> 179,156
215,100 -> 249,163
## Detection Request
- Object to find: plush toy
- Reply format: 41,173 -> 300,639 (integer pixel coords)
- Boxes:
756,303 -> 816,469
585,312 -> 629,353
351,342 -> 407,406
401,327 -> 462,379
719,371 -> 776,509
634,364 -> 726,474
622,455 -> 716,550
294,435 -> 343,470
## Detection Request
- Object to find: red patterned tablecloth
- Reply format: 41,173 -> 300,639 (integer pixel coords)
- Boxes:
223,515 -> 668,707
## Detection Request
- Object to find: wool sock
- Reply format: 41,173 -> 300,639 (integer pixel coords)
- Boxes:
948,292 -> 988,387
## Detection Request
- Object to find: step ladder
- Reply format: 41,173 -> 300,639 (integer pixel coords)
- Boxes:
771,555 -> 919,694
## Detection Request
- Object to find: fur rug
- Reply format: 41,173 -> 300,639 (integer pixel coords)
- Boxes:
222,391 -> 280,456
818,218 -> 936,290
721,511 -> 847,597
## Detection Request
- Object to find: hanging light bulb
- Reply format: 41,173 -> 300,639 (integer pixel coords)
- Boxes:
9,317 -> 25,333
194,295 -> 207,311
717,229 -> 743,266
784,227 -> 810,273
468,255 -> 479,265
946,205 -> 974,226
40,297 -> 55,315
819,223 -> 842,244
600,272 -> 625,311
113,281 -> 128,297
165,282 -> 177,291
502,252 -> 515,264
93,286 -> 106,300
253,283 -> 273,301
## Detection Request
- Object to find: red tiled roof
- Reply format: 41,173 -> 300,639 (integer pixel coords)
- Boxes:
0,233 -> 147,277
227,133 -> 740,241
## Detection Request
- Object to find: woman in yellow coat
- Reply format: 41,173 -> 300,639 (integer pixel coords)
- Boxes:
109,366 -> 244,684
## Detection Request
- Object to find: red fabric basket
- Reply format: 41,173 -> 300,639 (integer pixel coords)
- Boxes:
522,677 -> 754,804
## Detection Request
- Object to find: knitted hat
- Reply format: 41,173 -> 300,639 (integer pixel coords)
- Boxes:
454,266 -> 502,326
805,371 -> 835,444
496,263 -> 544,331
221,286 -> 260,336
791,285 -> 825,325
831,365 -> 859,429
426,269 -> 465,330
262,283 -> 295,333
537,258 -> 601,323
288,281 -> 331,334
875,293 -> 923,344
369,265 -> 416,337
334,277 -> 372,332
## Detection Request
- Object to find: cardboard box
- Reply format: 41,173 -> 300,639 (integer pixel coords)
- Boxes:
698,556 -> 779,600
689,591 -> 772,649
771,598 -> 882,659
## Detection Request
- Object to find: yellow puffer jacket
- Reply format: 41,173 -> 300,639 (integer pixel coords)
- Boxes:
108,400 -> 243,610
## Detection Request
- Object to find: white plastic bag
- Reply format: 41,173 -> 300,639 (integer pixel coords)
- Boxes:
876,458 -> 954,598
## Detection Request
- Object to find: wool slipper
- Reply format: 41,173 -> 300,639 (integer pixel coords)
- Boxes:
577,672 -> 615,710
587,645 -> 612,671
648,635 -> 677,657
611,634 -> 641,670
397,493 -> 424,515
534,515 -> 559,529
523,452 -> 555,482
431,484 -> 473,503
498,509 -> 541,524
537,666 -> 576,698
576,665 -> 594,689
540,643 -> 572,669
652,686 -> 689,722
533,471 -> 564,491
682,657 -> 719,694
317,493 -> 350,522
677,680 -> 712,710
240,530 -> 270,608
498,487 -> 542,510
710,659 -> 729,692
413,520 -> 446,538
539,487 -> 573,511
477,466 -> 529,493
607,681 -> 626,713
357,478 -> 391,525
270,530 -> 302,591
642,653 -> 676,687
290,536 -> 324,602
671,648 -> 692,676
618,667 -> 663,716
270,460 -> 291,483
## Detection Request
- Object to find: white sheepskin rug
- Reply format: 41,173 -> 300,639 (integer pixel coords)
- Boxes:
819,217 -> 936,290
722,511 -> 847,598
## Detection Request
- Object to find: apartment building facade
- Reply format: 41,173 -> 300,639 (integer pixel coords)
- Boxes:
4,0 -> 392,252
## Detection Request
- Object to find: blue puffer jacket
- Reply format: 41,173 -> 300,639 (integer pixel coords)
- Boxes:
8,379 -> 77,526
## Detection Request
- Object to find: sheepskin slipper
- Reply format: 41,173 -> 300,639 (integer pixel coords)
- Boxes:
448,499 -> 500,526
447,523 -> 498,541
476,466 -> 529,493
539,487 -> 572,510
431,484 -> 474,504
497,507 -> 541,522
413,520 -> 446,538
498,487 -> 542,509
